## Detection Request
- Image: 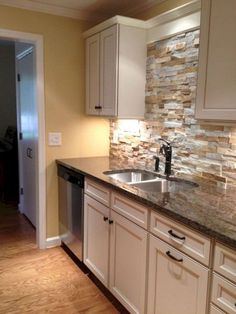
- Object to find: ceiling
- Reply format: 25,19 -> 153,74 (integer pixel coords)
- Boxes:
0,0 -> 167,21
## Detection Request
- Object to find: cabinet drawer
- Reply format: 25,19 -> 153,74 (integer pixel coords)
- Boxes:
150,211 -> 211,266
214,243 -> 236,284
111,192 -> 148,229
85,178 -> 110,207
210,304 -> 225,314
212,273 -> 236,314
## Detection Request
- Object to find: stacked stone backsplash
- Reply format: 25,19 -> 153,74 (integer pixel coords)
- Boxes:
110,29 -> 236,188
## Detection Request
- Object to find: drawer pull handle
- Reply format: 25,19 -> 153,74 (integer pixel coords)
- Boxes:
166,251 -> 183,263
168,229 -> 186,241
95,105 -> 102,109
109,220 -> 114,224
103,217 -> 108,222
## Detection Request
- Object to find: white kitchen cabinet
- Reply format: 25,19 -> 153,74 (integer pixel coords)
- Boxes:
84,179 -> 148,313
211,273 -> 236,314
85,23 -> 146,118
111,192 -> 148,229
147,235 -> 209,314
85,33 -> 100,116
83,194 -> 109,286
150,211 -> 211,266
211,243 -> 236,314
195,0 -> 236,120
214,243 -> 236,285
210,305 -> 225,314
84,178 -> 110,207
109,210 -> 148,314
86,25 -> 118,116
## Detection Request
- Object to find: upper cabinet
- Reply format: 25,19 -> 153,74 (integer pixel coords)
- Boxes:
84,19 -> 146,118
195,0 -> 236,120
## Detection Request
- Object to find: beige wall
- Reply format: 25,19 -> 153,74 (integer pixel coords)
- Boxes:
0,5 -> 109,237
133,0 -> 192,20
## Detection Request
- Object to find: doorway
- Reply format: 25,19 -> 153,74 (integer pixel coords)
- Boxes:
0,29 -> 46,249
0,41 -> 18,204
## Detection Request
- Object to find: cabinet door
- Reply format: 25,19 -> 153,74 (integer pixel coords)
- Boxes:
211,273 -> 236,314
109,210 -> 148,314
210,305 -> 225,314
214,243 -> 236,285
147,235 -> 209,314
99,25 -> 118,116
86,33 -> 100,115
196,0 -> 236,120
83,195 -> 109,286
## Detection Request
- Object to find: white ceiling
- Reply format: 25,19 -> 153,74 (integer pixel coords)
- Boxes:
0,0 -> 167,21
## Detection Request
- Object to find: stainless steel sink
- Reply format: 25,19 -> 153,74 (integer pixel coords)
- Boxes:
103,169 -> 159,183
103,169 -> 198,193
130,177 -> 198,193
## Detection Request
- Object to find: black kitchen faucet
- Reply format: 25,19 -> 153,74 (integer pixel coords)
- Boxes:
160,138 -> 172,177
154,138 -> 172,177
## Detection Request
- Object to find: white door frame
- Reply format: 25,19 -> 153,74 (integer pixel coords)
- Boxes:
0,28 -> 46,249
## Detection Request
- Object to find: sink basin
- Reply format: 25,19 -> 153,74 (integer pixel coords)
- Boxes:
103,169 -> 159,183
104,169 -> 198,193
130,177 -> 198,193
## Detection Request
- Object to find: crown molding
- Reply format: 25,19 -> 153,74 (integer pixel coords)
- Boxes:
0,0 -> 107,21
83,15 -> 147,38
146,0 -> 201,28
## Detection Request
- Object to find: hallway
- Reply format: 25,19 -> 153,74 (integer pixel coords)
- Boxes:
0,202 -> 118,314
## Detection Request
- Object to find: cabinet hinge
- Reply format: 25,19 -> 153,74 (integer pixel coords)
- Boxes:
20,188 -> 24,195
17,73 -> 21,82
19,132 -> 23,140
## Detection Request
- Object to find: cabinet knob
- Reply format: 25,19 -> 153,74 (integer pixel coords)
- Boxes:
103,217 -> 108,222
95,105 -> 102,109
109,219 -> 113,224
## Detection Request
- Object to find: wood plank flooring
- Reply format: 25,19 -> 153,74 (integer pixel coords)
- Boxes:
0,203 -> 118,314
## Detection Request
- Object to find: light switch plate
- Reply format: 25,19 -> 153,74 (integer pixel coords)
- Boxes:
48,132 -> 62,146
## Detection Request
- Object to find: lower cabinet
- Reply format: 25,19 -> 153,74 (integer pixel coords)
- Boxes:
83,194 -> 109,286
211,273 -> 236,314
84,193 -> 148,314
83,179 -> 213,314
109,210 -> 148,314
147,235 -> 209,314
210,305 -> 225,314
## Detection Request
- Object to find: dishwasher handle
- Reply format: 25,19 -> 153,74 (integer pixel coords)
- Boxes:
58,165 -> 84,188
63,173 -> 83,187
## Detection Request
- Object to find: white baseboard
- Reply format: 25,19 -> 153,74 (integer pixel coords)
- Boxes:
46,236 -> 61,248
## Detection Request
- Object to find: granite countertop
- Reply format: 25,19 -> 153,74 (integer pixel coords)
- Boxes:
57,156 -> 236,249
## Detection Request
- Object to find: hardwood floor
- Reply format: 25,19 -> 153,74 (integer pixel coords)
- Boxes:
0,202 -> 119,314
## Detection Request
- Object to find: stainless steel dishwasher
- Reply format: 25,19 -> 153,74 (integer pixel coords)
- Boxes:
57,165 -> 84,261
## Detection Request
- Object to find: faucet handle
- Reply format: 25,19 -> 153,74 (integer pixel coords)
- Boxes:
160,140 -> 172,161
153,156 -> 160,172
